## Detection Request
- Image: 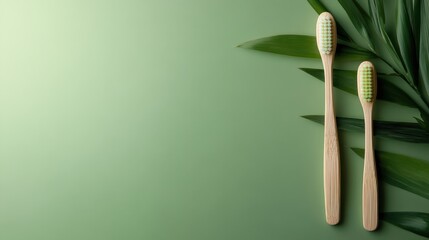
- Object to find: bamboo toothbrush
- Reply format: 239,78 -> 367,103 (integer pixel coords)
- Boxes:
357,61 -> 378,231
316,12 -> 340,225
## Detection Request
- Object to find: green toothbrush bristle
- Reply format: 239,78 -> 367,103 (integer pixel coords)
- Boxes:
319,17 -> 333,54
360,66 -> 373,102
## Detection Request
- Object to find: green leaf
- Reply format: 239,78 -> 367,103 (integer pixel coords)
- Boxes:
303,115 -> 429,143
383,212 -> 429,238
368,0 -> 407,77
412,0 -> 421,53
405,0 -> 421,47
307,0 -> 327,15
336,45 -> 376,61
300,68 -> 418,108
404,0 -> 414,29
367,0 -> 396,57
397,0 -> 418,81
418,1 -> 429,105
352,148 -> 429,199
306,0 -> 351,40
237,35 -> 374,61
237,35 -> 319,58
301,68 -> 356,95
338,0 -> 374,50
368,0 -> 385,32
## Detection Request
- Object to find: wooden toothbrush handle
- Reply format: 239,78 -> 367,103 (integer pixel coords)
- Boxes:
363,109 -> 378,231
323,64 -> 340,225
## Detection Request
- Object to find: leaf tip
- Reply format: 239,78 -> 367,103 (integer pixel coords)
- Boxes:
351,147 -> 364,157
299,68 -> 311,74
301,115 -> 314,120
301,115 -> 324,124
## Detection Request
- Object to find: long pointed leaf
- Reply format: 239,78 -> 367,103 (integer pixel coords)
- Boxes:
406,0 -> 421,47
405,0 -> 421,43
404,0 -> 414,31
300,68 -> 418,108
419,1 -> 429,105
338,0 -> 374,50
301,68 -> 356,95
413,0 -> 421,55
368,0 -> 396,57
368,0 -> 407,77
383,212 -> 429,238
397,0 -> 418,82
237,35 -> 374,61
303,115 -> 429,143
368,0 -> 385,29
237,35 -> 319,58
352,148 -> 429,199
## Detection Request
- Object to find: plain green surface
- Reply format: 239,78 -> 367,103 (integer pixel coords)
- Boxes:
0,0 -> 427,239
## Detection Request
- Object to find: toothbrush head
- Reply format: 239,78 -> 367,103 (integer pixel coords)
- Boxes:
358,61 -> 377,103
316,12 -> 337,56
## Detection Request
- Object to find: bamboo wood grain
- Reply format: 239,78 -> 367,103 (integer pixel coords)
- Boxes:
357,61 -> 378,231
316,12 -> 340,225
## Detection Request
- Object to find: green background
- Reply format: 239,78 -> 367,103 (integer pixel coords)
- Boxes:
0,0 -> 427,239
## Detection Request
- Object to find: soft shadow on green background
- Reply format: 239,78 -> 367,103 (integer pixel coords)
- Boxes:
0,0 -> 427,239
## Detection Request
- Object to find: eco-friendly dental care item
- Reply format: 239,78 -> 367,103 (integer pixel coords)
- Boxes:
316,12 -> 340,226
357,61 -> 378,231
